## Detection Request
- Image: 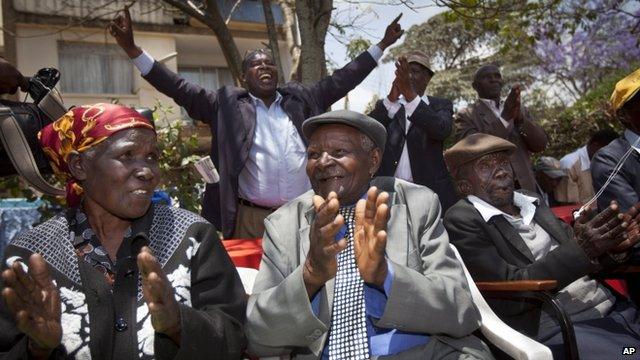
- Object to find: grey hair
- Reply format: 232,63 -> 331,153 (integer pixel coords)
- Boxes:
360,134 -> 376,152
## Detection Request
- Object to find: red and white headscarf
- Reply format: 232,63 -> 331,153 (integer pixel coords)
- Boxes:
38,103 -> 155,206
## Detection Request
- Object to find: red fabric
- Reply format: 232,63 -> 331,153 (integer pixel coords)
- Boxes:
222,238 -> 263,269
551,204 -> 629,296
38,103 -> 155,206
550,204 -> 579,225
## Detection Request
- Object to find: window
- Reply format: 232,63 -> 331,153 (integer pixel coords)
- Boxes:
58,42 -> 133,94
177,66 -> 234,121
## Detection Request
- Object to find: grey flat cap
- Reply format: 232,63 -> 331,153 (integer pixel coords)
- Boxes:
302,110 -> 387,152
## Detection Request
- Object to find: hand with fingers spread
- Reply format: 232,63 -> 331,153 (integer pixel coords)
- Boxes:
0,58 -> 28,95
610,203 -> 640,253
303,191 -> 348,297
573,201 -> 630,259
354,187 -> 390,288
1,254 -> 61,360
137,246 -> 182,345
108,6 -> 142,59
377,13 -> 404,51
394,56 -> 417,102
500,85 -> 522,125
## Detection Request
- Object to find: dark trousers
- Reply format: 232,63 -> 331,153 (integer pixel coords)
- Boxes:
538,300 -> 640,359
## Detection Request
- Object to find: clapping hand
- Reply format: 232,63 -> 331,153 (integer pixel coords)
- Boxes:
574,201 -> 633,259
303,192 -> 347,297
394,56 -> 417,102
108,6 -> 143,59
610,203 -> 640,253
2,254 -> 61,359
354,187 -> 390,288
138,247 -> 182,345
501,85 -> 523,126
377,14 -> 404,51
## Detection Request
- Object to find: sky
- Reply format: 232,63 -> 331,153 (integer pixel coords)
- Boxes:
326,1 -> 444,112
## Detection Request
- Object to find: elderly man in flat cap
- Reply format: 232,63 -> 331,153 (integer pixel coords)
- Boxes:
592,68 -> 640,213
443,133 -> 640,359
246,110 -> 492,359
368,51 -> 457,211
454,64 -> 548,194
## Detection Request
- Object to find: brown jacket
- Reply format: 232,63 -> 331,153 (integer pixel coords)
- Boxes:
454,100 -> 548,192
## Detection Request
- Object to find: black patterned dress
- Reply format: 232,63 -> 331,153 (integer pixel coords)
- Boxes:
0,204 -> 246,359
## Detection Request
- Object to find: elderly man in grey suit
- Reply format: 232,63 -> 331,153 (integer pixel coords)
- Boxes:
246,110 -> 492,359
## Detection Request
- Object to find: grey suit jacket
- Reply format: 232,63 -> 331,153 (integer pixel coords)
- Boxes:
246,177 -> 488,359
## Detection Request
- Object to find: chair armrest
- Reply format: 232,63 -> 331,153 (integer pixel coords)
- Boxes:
475,280 -> 558,292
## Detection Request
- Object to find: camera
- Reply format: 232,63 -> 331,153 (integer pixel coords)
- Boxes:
26,68 -> 61,104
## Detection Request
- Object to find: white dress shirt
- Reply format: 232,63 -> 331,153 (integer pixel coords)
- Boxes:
381,95 -> 429,182
132,46 -> 384,207
480,98 -> 510,128
560,146 -> 590,171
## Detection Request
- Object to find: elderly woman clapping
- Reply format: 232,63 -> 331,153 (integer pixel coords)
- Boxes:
0,104 -> 245,359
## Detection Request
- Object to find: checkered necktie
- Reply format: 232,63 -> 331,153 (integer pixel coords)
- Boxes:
327,206 -> 370,360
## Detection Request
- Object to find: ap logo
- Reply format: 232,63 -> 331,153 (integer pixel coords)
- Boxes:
623,347 -> 636,355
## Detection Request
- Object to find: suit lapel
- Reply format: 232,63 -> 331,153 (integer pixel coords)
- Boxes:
533,207 -> 569,245
490,216 -> 536,262
237,92 -> 257,156
476,100 -> 510,139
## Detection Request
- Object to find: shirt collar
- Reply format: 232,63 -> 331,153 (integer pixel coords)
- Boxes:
480,98 -> 503,111
467,191 -> 539,225
399,95 -> 430,105
625,129 -> 640,154
249,91 -> 283,108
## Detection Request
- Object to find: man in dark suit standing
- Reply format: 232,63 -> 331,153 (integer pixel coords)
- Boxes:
443,133 -> 640,359
367,52 -> 457,211
592,68 -> 640,213
109,8 -> 404,239
454,65 -> 548,193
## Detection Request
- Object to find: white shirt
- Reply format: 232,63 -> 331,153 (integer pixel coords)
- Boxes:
132,46 -> 384,207
560,146 -> 590,171
480,98 -> 510,128
381,95 -> 429,182
468,192 -> 557,260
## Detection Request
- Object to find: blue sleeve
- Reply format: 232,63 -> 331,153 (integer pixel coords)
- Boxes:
311,291 -> 321,316
363,260 -> 394,319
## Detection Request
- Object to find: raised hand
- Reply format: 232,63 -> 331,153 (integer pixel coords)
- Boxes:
0,58 -> 28,95
377,13 -> 404,50
501,85 -> 522,125
394,56 -> 417,102
137,247 -> 182,345
573,201 -> 629,259
108,6 -> 142,59
387,80 -> 401,103
303,191 -> 347,297
610,203 -> 640,253
2,254 -> 61,359
354,187 -> 390,288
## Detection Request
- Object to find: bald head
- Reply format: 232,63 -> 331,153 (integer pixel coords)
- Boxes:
472,64 -> 503,101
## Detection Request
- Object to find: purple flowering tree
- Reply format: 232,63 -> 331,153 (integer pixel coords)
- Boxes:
534,0 -> 640,100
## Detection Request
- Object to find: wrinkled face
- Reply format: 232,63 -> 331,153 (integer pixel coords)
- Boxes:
79,128 -> 160,220
467,151 -> 514,210
473,65 -> 503,100
409,62 -> 433,96
306,124 -> 380,205
243,52 -> 278,100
